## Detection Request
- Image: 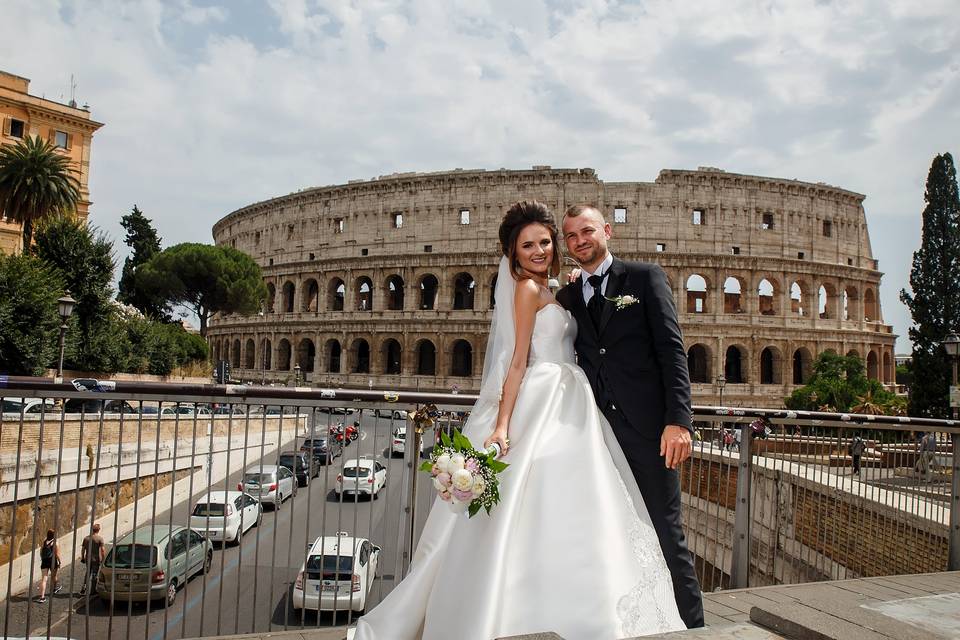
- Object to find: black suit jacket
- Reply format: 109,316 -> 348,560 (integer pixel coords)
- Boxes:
556,257 -> 692,440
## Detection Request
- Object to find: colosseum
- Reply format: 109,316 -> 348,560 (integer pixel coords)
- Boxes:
209,166 -> 897,408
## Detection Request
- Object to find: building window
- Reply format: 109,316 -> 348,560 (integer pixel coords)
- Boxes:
53,130 -> 68,148
823,220 -> 832,237
848,257 -> 854,266
762,213 -> 774,230
692,209 -> 705,225
459,209 -> 470,225
424,245 -> 432,253
731,246 -> 740,255
614,207 -> 627,224
6,119 -> 24,138
268,258 -> 274,266
287,224 -> 295,239
656,243 -> 665,252
392,212 -> 403,229
231,239 -> 236,248
254,231 -> 261,245
361,248 -> 368,256
308,252 -> 315,260
797,251 -> 805,259
334,218 -> 344,233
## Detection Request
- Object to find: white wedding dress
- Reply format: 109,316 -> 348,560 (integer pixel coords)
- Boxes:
354,304 -> 685,640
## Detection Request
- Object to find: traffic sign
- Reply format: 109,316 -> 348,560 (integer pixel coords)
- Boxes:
951,385 -> 960,408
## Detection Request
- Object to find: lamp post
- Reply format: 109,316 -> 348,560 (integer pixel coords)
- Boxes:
943,332 -> 960,570
55,292 -> 76,381
294,363 -> 302,387
716,375 -> 726,407
944,333 -> 960,417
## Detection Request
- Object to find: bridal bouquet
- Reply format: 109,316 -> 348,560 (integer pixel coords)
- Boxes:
420,430 -> 509,518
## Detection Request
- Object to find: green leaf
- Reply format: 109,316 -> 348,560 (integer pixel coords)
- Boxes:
488,459 -> 509,473
452,429 -> 472,451
439,430 -> 452,448
419,461 -> 433,472
467,501 -> 481,518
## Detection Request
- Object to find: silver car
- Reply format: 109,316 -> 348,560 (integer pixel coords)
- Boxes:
239,464 -> 297,508
97,525 -> 212,607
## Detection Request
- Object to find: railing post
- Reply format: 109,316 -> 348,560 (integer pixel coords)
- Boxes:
950,431 -> 960,571
730,423 -> 752,588
402,407 -> 427,579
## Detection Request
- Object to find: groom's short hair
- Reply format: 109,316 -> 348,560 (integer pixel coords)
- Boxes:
563,203 -> 605,222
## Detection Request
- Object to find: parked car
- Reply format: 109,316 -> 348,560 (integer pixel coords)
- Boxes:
300,436 -> 341,466
97,525 -> 212,607
1,397 -> 59,415
389,425 -> 424,457
291,531 -> 381,614
238,464 -> 297,508
335,458 -> 387,500
373,409 -> 407,420
279,450 -> 315,486
189,491 -> 262,544
63,398 -> 138,414
159,403 -> 211,416
318,406 -> 354,415
211,404 -> 246,416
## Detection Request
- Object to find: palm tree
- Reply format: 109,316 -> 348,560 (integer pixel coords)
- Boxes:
852,389 -> 885,415
0,135 -> 81,253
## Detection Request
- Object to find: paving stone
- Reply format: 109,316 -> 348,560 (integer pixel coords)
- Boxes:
634,622 -> 787,639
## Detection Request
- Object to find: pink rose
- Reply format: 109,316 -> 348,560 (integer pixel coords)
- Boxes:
465,458 -> 479,472
453,488 -> 473,502
437,472 -> 451,488
438,490 -> 452,502
430,464 -> 441,476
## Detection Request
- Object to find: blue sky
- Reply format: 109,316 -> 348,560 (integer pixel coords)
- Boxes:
4,0 -> 959,352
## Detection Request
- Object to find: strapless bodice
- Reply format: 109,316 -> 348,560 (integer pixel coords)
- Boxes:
529,304 -> 577,366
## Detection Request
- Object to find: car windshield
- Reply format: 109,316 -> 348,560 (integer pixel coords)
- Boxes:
394,431 -> 405,439
192,503 -> 226,517
279,455 -> 300,466
105,543 -> 157,569
244,473 -> 273,484
304,439 -> 327,448
342,467 -> 369,478
305,553 -> 354,579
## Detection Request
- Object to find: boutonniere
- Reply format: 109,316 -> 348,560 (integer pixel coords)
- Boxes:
604,294 -> 638,310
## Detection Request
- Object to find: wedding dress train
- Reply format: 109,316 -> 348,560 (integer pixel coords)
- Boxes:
354,305 -> 685,639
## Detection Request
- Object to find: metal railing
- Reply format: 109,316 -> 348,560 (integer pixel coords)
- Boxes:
0,376 -> 957,639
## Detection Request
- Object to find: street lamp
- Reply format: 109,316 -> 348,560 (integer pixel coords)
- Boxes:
716,375 -> 726,407
294,363 -> 302,387
56,292 -> 76,381
944,332 -> 960,419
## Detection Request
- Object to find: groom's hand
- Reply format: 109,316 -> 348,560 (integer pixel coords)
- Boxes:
661,425 -> 692,469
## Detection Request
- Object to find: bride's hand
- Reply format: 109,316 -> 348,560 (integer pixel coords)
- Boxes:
567,268 -> 581,284
484,428 -> 510,457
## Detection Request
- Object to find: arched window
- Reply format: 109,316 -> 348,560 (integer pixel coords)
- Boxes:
686,344 -> 710,383
451,340 -> 473,376
212,341 -> 220,363
416,340 -> 436,375
883,352 -> 893,383
328,278 -> 345,311
685,275 -> 708,314
758,278 -> 779,315
382,339 -> 402,374
792,347 -> 812,385
352,339 -> 370,373
265,283 -> 276,313
790,282 -> 804,316
489,274 -> 498,309
297,338 -> 315,373
818,284 -> 837,319
244,338 -> 256,369
723,277 -> 743,313
282,281 -> 295,313
276,339 -> 292,370
302,279 -> 319,312
843,286 -> 859,321
231,339 -> 241,368
386,275 -> 404,311
724,346 -> 745,384
419,274 -> 439,310
452,273 -> 475,310
325,339 -> 341,373
864,288 -> 877,322
760,347 -> 782,384
867,351 -> 879,380
261,338 -> 272,370
357,277 -> 373,311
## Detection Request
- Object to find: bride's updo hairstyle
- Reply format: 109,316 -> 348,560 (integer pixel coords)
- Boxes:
499,200 -> 562,281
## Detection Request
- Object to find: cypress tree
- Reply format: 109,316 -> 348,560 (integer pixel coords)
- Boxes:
117,205 -> 166,317
900,153 -> 960,417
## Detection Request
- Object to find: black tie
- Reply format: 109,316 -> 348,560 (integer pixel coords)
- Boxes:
587,272 -> 606,328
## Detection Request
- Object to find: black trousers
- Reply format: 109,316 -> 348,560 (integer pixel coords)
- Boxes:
604,407 -> 705,629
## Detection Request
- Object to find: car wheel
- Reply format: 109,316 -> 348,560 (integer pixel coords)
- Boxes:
373,488 -> 379,500
203,550 -> 213,574
232,526 -> 242,545
165,580 -> 178,607
255,508 -> 262,527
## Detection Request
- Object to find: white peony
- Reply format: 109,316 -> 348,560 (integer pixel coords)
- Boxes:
471,476 -> 486,495
449,453 -> 466,472
433,476 -> 447,491
451,468 -> 473,491
435,453 -> 452,474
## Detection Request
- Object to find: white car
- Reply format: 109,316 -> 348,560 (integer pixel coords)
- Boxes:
190,491 -> 262,544
239,464 -> 297,507
389,426 -> 424,457
335,458 -> 387,500
1,397 -> 58,415
292,532 -> 381,614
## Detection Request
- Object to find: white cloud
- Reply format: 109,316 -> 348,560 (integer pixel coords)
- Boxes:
1,0 -> 958,352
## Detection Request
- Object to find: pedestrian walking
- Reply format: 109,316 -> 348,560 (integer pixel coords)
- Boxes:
79,523 -> 106,596
916,432 -> 938,483
36,529 -> 61,603
848,435 -> 866,476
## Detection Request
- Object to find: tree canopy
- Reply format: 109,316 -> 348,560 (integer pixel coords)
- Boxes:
136,243 -> 266,337
117,204 -> 167,318
0,253 -> 64,375
785,352 -> 903,415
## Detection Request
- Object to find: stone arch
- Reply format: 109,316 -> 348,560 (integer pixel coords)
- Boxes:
759,346 -> 783,385
818,282 -> 838,319
792,347 -> 812,385
356,276 -> 373,311
324,339 -> 341,373
244,338 -> 255,369
416,339 -> 437,375
381,338 -> 403,374
276,338 -> 292,371
302,278 -> 319,312
282,281 -> 295,313
385,275 -> 405,311
350,338 -> 371,373
686,343 -> 712,383
843,285 -> 859,321
450,339 -> 473,376
723,276 -> 744,313
489,274 -> 498,309
867,350 -> 879,380
231,339 -> 241,368
724,344 -> 748,384
265,283 -> 276,313
419,274 -> 439,310
297,338 -> 315,373
328,278 -> 345,311
883,351 -> 893,383
864,287 -> 877,322
212,340 -> 220,363
757,277 -> 780,315
790,280 -> 809,317
452,272 -> 476,310
846,348 -> 860,360
261,338 -> 272,370
685,274 -> 709,314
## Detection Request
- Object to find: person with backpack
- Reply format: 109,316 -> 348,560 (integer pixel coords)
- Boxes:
37,529 -> 61,603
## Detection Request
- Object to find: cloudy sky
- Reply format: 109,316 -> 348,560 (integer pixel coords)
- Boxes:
3,0 -> 959,352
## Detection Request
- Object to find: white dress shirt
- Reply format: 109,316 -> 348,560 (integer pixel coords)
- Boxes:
580,252 -> 614,306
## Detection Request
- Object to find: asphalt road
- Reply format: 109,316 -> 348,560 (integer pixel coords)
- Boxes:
1,411 -> 437,640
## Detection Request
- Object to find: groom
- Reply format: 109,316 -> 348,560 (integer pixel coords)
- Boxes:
556,204 -> 704,628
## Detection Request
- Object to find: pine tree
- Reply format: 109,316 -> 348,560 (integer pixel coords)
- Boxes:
900,153 -> 960,418
117,205 -> 166,317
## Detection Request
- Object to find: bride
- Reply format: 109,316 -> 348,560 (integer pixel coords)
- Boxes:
353,201 -> 686,639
